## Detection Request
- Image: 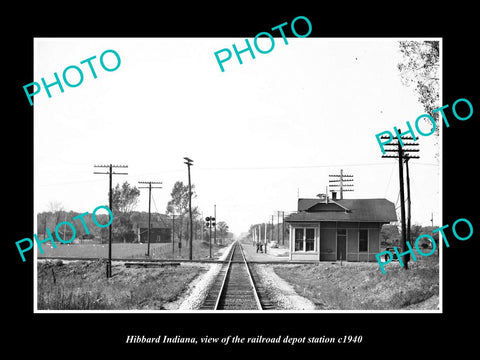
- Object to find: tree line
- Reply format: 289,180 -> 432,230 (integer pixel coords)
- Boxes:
37,181 -> 233,244
381,224 -> 439,249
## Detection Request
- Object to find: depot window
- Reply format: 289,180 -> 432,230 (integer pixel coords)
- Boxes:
294,228 -> 316,252
359,229 -> 368,252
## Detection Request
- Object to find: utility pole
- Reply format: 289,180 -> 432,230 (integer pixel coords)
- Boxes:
268,215 -> 274,254
43,215 -> 47,242
405,158 -> 412,247
63,213 -> 67,242
277,211 -> 280,243
184,157 -> 194,260
93,164 -> 128,278
380,131 -> 419,269
264,222 -> 266,248
270,216 -> 272,243
397,141 -> 407,267
329,169 -> 354,199
138,181 -> 162,257
282,211 -> 285,246
201,212 -> 204,242
172,213 -> 175,259
214,204 -> 217,246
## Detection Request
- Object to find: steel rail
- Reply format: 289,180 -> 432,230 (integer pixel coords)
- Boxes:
213,241 -> 263,311
213,241 -> 236,310
239,242 -> 263,310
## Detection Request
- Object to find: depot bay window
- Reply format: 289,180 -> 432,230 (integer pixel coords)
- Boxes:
294,227 -> 316,252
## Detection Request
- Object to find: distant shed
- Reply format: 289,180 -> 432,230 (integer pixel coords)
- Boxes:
133,221 -> 171,243
285,198 -> 397,262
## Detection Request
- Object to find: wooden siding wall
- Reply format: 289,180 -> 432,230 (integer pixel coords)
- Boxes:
319,228 -> 336,261
346,228 -> 359,261
346,223 -> 380,262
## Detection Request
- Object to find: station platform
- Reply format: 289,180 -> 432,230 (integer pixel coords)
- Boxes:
240,241 -> 291,263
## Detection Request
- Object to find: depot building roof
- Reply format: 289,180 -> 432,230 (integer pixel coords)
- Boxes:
286,198 -> 397,223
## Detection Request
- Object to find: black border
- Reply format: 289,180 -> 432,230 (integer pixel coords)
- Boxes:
6,3 -> 478,355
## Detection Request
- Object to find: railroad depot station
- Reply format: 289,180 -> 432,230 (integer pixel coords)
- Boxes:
284,194 -> 397,262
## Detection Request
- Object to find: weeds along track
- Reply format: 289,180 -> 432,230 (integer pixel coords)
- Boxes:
200,242 -> 274,310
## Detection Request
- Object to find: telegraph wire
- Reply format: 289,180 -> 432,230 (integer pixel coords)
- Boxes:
37,161 -> 439,188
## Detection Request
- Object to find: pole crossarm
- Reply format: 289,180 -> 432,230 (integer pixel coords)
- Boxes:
382,142 -> 419,145
383,149 -> 420,152
328,169 -> 354,200
382,155 -> 420,159
379,136 -> 416,140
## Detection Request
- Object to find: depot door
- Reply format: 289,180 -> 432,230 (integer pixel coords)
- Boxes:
337,229 -> 346,260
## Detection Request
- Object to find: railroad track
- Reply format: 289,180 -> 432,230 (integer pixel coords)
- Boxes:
200,241 -> 274,310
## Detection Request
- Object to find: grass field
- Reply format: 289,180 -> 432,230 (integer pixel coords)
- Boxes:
37,260 -> 206,310
36,241 -> 229,310
273,252 -> 439,310
37,240 -> 230,260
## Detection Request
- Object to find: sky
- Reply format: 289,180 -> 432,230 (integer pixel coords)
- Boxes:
34,37 -> 441,235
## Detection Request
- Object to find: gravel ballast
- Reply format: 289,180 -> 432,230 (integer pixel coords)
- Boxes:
172,242 -> 316,311
254,264 -> 316,310
175,242 -> 235,310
